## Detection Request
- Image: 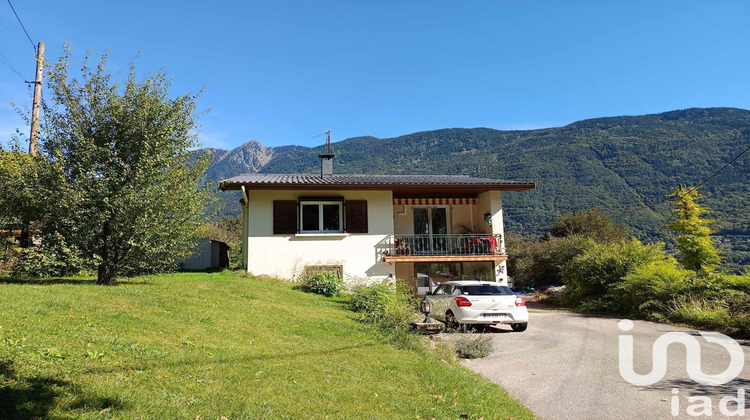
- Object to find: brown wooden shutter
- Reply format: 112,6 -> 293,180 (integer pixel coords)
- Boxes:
273,200 -> 298,234
345,200 -> 368,233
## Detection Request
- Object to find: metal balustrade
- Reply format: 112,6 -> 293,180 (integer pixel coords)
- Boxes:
381,234 -> 504,257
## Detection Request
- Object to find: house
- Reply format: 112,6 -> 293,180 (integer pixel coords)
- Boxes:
181,239 -> 231,270
218,152 -> 535,293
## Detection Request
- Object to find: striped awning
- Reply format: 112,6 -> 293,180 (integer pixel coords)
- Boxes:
393,197 -> 478,205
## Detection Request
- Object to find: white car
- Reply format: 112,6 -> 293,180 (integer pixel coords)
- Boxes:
425,281 -> 529,331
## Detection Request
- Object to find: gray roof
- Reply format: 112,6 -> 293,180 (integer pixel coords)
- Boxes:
218,173 -> 535,191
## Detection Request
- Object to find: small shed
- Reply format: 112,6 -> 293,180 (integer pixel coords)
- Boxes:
181,239 -> 231,270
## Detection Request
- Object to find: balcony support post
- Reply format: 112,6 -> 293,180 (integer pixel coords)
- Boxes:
487,191 -> 508,285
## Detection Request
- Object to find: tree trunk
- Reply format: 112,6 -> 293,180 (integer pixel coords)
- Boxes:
96,221 -> 116,285
96,263 -> 116,285
19,218 -> 31,248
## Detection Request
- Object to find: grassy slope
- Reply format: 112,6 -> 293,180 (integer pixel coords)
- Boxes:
0,272 -> 533,420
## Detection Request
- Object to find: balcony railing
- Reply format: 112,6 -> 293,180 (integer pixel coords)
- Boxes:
380,234 -> 504,258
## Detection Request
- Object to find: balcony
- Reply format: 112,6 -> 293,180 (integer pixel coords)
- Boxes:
380,234 -> 506,263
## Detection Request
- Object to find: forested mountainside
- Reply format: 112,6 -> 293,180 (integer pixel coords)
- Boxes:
204,108 -> 750,268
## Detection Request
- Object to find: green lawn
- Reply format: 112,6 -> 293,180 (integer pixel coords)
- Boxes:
0,271 -> 533,419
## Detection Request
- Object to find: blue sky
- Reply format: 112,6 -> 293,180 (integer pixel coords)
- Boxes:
2,0 -> 750,150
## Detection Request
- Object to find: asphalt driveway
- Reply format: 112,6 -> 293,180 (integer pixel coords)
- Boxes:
460,306 -> 750,419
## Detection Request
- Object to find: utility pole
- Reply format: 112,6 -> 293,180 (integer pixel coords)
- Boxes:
28,41 -> 44,156
20,41 -> 44,248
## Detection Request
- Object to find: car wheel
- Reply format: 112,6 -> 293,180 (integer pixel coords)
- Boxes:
445,311 -> 461,332
511,322 -> 528,332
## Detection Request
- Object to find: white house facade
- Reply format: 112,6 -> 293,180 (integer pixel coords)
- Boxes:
219,156 -> 535,293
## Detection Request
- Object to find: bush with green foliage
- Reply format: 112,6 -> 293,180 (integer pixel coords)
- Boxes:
229,247 -> 243,271
349,281 -> 393,314
607,259 -> 693,315
349,281 -> 415,326
508,210 -> 629,288
0,236 -> 18,274
680,274 -> 750,337
348,281 -> 419,348
556,236 -> 749,337
562,239 -> 670,306
456,334 -> 493,359
510,200 -> 749,336
719,273 -> 750,293
507,235 -> 589,287
10,232 -> 83,278
299,271 -> 343,297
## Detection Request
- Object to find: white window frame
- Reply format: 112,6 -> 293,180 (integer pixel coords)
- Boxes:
412,205 -> 452,235
299,201 -> 344,234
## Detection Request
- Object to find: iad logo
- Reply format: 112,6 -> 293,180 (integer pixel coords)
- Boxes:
618,319 -> 745,386
618,319 -> 747,417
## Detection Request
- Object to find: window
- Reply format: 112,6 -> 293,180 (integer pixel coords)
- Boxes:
299,201 -> 343,233
433,284 -> 451,295
272,198 -> 367,235
459,285 -> 513,296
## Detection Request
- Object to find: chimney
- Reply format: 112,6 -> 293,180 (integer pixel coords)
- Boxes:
319,153 -> 334,177
319,130 -> 334,178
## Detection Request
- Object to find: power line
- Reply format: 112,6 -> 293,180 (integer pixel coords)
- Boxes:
681,144 -> 750,195
0,49 -> 26,81
6,0 -> 36,53
606,141 -> 750,218
661,142 -> 750,231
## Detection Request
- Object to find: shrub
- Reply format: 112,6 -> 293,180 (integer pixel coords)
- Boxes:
299,271 -> 343,297
11,232 -> 82,278
0,236 -> 19,275
229,246 -> 243,271
562,239 -> 668,305
349,281 -> 394,315
507,235 -> 589,287
609,259 -> 693,315
456,334 -> 493,359
718,273 -> 750,294
349,281 -> 415,326
349,281 -> 419,349
507,210 -> 628,288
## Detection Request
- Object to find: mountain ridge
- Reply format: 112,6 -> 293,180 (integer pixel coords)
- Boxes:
203,107 -> 750,269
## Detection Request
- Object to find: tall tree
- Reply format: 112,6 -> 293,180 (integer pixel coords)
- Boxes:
666,185 -> 721,273
40,45 -> 212,284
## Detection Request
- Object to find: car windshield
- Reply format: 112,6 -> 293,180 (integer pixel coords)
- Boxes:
460,285 -> 513,295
